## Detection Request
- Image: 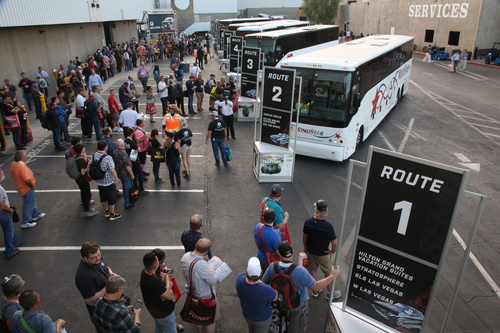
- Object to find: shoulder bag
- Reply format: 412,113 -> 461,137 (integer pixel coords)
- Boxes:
180,258 -> 216,325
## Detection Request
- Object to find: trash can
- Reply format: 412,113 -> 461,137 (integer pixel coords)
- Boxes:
180,62 -> 190,73
221,59 -> 230,73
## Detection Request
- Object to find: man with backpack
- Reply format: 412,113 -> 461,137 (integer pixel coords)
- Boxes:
91,140 -> 121,220
66,144 -> 99,217
262,242 -> 340,333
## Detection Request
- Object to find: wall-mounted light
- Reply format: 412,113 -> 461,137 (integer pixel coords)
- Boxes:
91,3 -> 95,7
80,26 -> 85,29
98,24 -> 102,27
96,4 -> 99,8
39,29 -> 46,33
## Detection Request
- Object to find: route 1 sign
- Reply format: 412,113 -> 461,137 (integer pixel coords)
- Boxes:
346,147 -> 467,333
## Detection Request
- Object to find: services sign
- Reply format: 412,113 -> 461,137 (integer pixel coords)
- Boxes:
346,147 -> 467,332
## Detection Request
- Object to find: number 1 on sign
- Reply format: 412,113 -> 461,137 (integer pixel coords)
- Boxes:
394,201 -> 412,235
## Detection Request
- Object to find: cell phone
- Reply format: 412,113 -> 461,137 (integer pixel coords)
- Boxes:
133,299 -> 143,310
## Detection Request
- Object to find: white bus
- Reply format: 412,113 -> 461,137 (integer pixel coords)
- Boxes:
276,35 -> 414,161
235,20 -> 309,37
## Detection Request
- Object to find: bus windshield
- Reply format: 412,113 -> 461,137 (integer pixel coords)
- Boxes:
245,38 -> 276,64
293,68 -> 353,128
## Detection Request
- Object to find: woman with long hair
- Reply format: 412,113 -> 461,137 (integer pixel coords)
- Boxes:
164,134 -> 181,189
145,86 -> 157,123
153,65 -> 161,92
129,83 -> 140,111
175,117 -> 193,178
150,129 -> 165,183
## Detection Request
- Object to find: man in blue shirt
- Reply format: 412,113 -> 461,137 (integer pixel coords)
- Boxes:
260,184 -> 289,242
254,207 -> 280,271
262,243 -> 340,333
236,257 -> 277,333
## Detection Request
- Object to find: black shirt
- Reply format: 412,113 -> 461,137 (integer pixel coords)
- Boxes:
75,259 -> 111,301
207,118 -> 226,140
18,78 -> 32,94
194,79 -> 204,93
124,137 -> 138,156
140,270 -> 175,319
174,128 -> 193,147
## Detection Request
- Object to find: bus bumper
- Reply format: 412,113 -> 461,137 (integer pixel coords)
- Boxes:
291,139 -> 345,162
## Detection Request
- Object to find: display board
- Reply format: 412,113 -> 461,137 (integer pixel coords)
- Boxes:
148,13 -> 176,33
241,46 -> 260,99
346,147 -> 467,332
223,31 -> 233,59
260,67 -> 295,149
229,36 -> 243,73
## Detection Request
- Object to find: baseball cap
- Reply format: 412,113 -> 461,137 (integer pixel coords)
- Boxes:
263,207 -> 275,222
270,184 -> 282,196
89,92 -> 95,97
210,111 -> 218,116
278,243 -> 293,258
315,200 -> 328,212
247,257 -> 261,277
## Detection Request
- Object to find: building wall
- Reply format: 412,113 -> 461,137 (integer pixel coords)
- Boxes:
0,21 -> 137,96
246,7 -> 301,19
475,0 -> 500,49
349,0 -> 484,53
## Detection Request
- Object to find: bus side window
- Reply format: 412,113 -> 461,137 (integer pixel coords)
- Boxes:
351,83 -> 360,115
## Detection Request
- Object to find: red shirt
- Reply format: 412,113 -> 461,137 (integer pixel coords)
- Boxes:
108,95 -> 120,113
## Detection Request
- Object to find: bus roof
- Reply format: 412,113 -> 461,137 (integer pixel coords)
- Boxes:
278,35 -> 414,71
244,24 -> 338,39
218,17 -> 271,25
237,20 -> 309,32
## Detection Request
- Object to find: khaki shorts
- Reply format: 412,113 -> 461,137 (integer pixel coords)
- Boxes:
181,144 -> 191,153
306,252 -> 332,276
112,112 -> 120,123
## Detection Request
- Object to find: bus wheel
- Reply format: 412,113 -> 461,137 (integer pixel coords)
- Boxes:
356,127 -> 364,147
401,84 -> 405,98
396,89 -> 401,104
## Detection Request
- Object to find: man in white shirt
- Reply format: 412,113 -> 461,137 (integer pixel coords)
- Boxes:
190,63 -> 201,80
35,66 -> 49,97
119,102 -> 140,130
216,97 -> 235,140
76,88 -> 89,138
158,76 -> 169,115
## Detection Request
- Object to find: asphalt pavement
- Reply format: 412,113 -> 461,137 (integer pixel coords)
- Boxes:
1,52 -> 500,333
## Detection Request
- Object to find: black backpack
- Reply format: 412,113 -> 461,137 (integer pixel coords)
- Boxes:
88,154 -> 107,180
170,84 -> 180,99
204,81 -> 211,94
269,262 -> 301,310
83,100 -> 92,119
39,112 -> 51,131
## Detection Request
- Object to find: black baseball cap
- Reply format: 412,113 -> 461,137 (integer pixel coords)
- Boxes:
263,207 -> 275,222
278,242 -> 293,258
315,200 -> 328,212
270,184 -> 282,196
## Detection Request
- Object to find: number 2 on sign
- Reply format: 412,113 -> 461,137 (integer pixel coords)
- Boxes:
272,86 -> 282,102
394,201 -> 412,235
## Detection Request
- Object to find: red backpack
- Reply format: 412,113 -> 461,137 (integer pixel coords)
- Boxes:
269,262 -> 301,310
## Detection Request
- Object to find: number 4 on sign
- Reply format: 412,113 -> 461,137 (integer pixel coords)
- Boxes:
394,201 -> 412,235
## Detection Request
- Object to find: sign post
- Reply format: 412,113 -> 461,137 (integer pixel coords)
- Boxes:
237,46 -> 261,121
252,67 -> 297,183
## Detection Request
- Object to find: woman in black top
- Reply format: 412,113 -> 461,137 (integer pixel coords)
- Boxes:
164,134 -> 181,189
174,117 -> 193,178
150,129 -> 165,184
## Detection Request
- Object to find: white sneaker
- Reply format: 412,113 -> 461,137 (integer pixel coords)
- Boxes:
118,128 -> 124,132
21,222 -> 37,229
113,127 -> 119,132
32,213 -> 46,221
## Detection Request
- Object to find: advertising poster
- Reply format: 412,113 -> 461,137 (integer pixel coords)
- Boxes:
241,47 -> 260,98
223,31 -> 233,58
259,153 -> 294,178
346,148 -> 466,333
261,107 -> 291,148
149,13 -> 176,34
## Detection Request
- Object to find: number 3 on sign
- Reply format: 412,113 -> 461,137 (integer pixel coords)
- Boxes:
272,86 -> 282,102
394,201 -> 412,235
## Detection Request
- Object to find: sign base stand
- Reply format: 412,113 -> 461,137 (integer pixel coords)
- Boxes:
252,141 -> 294,183
327,302 -> 393,333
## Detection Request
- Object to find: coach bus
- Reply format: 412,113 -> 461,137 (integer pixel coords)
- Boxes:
235,20 -> 309,37
219,17 -> 271,30
245,25 -> 339,66
276,35 -> 414,161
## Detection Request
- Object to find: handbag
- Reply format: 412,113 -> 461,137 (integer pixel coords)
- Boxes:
183,90 -> 189,97
10,206 -> 19,223
170,277 -> 182,304
130,180 -> 139,204
150,147 -> 166,163
129,149 -> 138,162
3,115 -> 21,130
224,142 -> 232,161
258,224 -> 280,264
180,258 -> 216,325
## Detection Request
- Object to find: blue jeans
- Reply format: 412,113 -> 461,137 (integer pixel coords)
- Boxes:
152,161 -> 161,180
188,94 -> 195,114
24,93 -> 34,112
154,311 -> 177,333
88,116 -> 102,140
211,138 -> 227,166
52,127 -> 62,150
22,188 -> 39,225
121,178 -> 132,207
126,59 -> 133,71
167,158 -> 181,186
132,161 -> 145,191
0,212 -> 17,257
